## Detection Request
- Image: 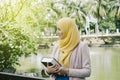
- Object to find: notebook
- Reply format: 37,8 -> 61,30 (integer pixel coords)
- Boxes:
41,57 -> 61,67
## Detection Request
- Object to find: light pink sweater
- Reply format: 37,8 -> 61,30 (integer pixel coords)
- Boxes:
50,41 -> 91,80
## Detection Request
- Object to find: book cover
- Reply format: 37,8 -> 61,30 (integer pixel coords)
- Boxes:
41,57 -> 61,67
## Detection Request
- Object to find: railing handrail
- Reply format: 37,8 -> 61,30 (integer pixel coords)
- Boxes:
0,72 -> 45,80
41,33 -> 120,39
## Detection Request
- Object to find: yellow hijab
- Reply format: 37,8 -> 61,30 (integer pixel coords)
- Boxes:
57,18 -> 80,68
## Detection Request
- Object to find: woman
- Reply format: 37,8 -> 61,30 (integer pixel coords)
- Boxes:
45,17 -> 91,80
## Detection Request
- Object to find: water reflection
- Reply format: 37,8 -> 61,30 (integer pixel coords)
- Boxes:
16,49 -> 51,74
16,47 -> 120,80
88,47 -> 120,80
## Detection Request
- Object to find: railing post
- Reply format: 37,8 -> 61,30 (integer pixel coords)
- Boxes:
116,29 -> 119,33
106,29 -> 109,35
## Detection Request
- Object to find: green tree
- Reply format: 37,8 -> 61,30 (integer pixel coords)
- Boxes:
109,0 -> 120,31
47,0 -> 87,33
0,0 -> 47,71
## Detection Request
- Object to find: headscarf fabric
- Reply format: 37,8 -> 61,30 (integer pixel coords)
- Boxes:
57,18 -> 80,68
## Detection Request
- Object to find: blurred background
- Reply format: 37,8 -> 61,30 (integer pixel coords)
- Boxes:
0,0 -> 120,80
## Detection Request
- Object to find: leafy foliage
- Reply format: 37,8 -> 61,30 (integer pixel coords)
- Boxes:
0,0 -> 43,71
0,25 -> 37,71
47,0 -> 120,33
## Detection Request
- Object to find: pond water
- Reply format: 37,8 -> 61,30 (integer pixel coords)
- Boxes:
87,47 -> 120,80
16,47 -> 120,80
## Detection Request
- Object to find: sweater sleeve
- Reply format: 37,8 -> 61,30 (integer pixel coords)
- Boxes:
69,43 -> 91,78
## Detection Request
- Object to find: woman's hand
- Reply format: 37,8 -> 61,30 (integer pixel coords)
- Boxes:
46,63 -> 69,76
46,64 -> 60,74
57,67 -> 69,76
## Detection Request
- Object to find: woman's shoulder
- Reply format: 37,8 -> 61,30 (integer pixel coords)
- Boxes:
51,41 -> 59,50
78,41 -> 88,48
53,41 -> 59,47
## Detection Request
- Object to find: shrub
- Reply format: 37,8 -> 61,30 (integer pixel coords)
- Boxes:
0,26 -> 37,71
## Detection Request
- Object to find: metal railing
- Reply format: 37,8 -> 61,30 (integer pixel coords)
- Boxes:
0,72 -> 45,80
